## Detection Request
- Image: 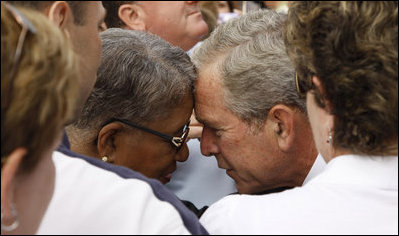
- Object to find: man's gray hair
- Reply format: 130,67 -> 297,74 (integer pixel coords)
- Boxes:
191,9 -> 305,125
74,28 -> 196,130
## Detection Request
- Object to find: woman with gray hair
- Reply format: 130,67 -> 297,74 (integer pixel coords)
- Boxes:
66,28 -> 195,185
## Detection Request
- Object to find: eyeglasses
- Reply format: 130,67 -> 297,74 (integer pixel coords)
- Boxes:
1,2 -> 37,114
295,72 -> 313,97
102,118 -> 190,152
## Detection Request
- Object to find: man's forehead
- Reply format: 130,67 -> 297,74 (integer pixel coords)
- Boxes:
196,62 -> 223,88
195,69 -> 222,102
194,69 -> 226,121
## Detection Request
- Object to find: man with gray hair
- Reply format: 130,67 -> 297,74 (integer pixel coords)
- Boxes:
191,9 -> 325,233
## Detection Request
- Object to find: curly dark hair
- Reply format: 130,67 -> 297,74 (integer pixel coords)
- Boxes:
284,1 -> 398,156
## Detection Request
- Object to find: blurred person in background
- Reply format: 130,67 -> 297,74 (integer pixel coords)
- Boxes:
217,1 -> 240,24
1,3 -> 79,234
263,1 -> 289,13
199,1 -> 218,40
102,1 -> 208,51
7,1 -> 105,123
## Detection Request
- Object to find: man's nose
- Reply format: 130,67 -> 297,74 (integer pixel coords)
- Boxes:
200,126 -> 219,157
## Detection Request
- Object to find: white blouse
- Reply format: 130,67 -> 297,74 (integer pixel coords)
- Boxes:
200,154 -> 398,234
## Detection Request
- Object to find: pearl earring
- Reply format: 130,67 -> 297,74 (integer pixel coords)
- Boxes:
1,203 -> 19,232
326,128 -> 333,145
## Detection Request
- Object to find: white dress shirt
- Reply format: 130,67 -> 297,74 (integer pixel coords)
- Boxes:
200,154 -> 398,234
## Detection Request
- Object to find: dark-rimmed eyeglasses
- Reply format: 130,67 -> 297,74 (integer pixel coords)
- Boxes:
1,2 -> 37,114
102,118 -> 190,152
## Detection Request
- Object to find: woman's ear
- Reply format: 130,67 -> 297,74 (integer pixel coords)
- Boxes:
118,3 -> 147,30
268,105 -> 296,152
1,148 -> 27,222
97,123 -> 124,163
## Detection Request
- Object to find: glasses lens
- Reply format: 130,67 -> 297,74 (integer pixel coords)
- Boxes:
182,127 -> 190,143
176,126 -> 190,152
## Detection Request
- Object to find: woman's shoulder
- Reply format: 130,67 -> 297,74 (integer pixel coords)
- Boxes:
44,150 -> 208,234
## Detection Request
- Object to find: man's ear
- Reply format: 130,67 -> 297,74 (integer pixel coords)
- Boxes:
118,3 -> 146,30
1,148 -> 27,219
97,122 -> 124,163
46,1 -> 71,29
268,105 -> 296,152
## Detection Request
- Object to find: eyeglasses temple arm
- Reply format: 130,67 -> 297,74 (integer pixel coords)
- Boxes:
103,118 -> 174,141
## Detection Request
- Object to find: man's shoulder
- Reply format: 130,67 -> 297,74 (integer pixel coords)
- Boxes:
199,187 -> 314,234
